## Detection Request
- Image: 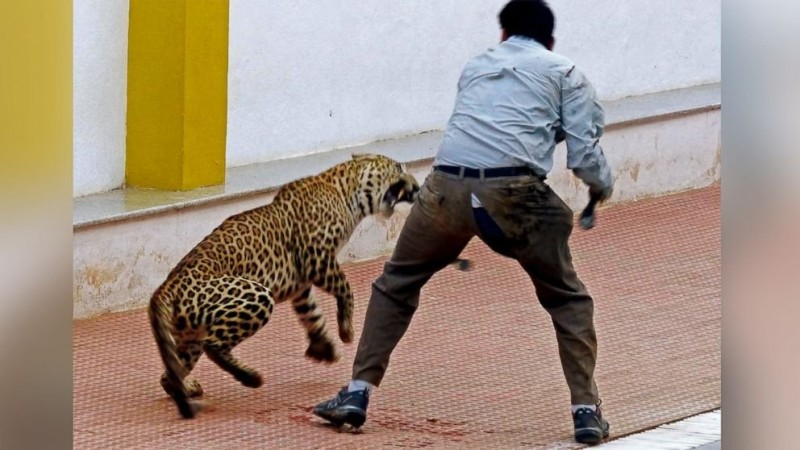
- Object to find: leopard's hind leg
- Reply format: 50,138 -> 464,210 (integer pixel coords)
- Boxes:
160,341 -> 204,398
204,342 -> 263,388
202,276 -> 274,388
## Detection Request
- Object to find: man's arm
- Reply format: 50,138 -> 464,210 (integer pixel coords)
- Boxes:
560,66 -> 613,201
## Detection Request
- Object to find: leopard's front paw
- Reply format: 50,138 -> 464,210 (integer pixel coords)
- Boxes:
305,337 -> 340,363
236,370 -> 264,388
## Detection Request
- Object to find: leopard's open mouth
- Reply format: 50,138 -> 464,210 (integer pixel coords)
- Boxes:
380,177 -> 420,215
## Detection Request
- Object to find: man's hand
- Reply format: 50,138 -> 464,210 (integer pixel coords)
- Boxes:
580,184 -> 612,230
589,184 -> 613,203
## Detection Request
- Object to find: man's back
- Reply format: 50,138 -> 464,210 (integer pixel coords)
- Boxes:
435,34 -> 610,192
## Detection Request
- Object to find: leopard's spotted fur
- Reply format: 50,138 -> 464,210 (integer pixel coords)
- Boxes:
149,154 -> 420,419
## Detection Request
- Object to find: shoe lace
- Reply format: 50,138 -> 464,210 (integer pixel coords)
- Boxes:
328,386 -> 349,406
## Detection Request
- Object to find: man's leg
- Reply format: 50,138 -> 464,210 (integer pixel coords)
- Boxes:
522,239 -> 598,407
313,172 -> 474,426
477,176 -> 609,444
352,205 -> 472,385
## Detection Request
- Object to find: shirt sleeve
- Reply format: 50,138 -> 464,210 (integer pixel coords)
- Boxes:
560,66 -> 613,190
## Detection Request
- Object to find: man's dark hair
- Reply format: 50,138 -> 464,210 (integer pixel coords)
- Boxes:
498,0 -> 555,47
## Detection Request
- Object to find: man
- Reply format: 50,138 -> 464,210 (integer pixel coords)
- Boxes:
313,0 -> 613,445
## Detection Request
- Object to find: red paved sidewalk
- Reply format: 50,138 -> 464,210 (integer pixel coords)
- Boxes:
73,186 -> 721,449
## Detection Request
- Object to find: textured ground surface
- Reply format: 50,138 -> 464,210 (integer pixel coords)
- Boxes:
73,185 -> 721,449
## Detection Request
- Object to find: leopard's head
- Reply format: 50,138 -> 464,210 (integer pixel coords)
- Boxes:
351,154 -> 420,218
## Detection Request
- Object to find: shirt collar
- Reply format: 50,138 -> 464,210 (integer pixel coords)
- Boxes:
505,35 -> 547,50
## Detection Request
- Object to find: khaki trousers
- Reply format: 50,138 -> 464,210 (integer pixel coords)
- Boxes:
352,169 -> 600,405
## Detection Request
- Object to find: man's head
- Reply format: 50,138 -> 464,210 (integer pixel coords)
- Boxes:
498,0 -> 555,50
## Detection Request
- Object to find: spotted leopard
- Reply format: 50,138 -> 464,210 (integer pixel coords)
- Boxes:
149,154 -> 420,419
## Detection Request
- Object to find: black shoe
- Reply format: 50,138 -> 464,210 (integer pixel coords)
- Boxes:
313,386 -> 369,428
573,406 -> 610,445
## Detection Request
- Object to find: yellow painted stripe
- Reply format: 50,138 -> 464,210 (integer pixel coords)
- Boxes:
126,0 -> 228,191
183,0 -> 229,188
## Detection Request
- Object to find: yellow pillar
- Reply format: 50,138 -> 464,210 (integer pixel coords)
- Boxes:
126,0 -> 229,191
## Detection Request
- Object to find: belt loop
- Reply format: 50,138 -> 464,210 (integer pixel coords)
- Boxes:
458,167 -> 465,180
479,168 -> 486,182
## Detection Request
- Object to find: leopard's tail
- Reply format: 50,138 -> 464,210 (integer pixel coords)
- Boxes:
148,290 -> 198,419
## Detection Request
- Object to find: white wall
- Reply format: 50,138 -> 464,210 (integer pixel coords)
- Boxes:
71,0 -> 720,196
226,0 -> 720,167
553,0 -> 720,100
73,0 -> 129,197
225,0 -> 507,167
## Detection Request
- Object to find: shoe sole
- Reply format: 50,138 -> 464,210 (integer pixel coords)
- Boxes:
575,424 -> 610,445
313,405 -> 366,428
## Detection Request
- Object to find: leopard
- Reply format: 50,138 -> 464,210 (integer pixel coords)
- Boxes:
148,154 -> 420,419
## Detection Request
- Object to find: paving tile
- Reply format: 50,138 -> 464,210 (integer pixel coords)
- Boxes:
73,185 -> 721,449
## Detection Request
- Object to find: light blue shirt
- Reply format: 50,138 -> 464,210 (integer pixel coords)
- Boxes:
434,35 -> 612,193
